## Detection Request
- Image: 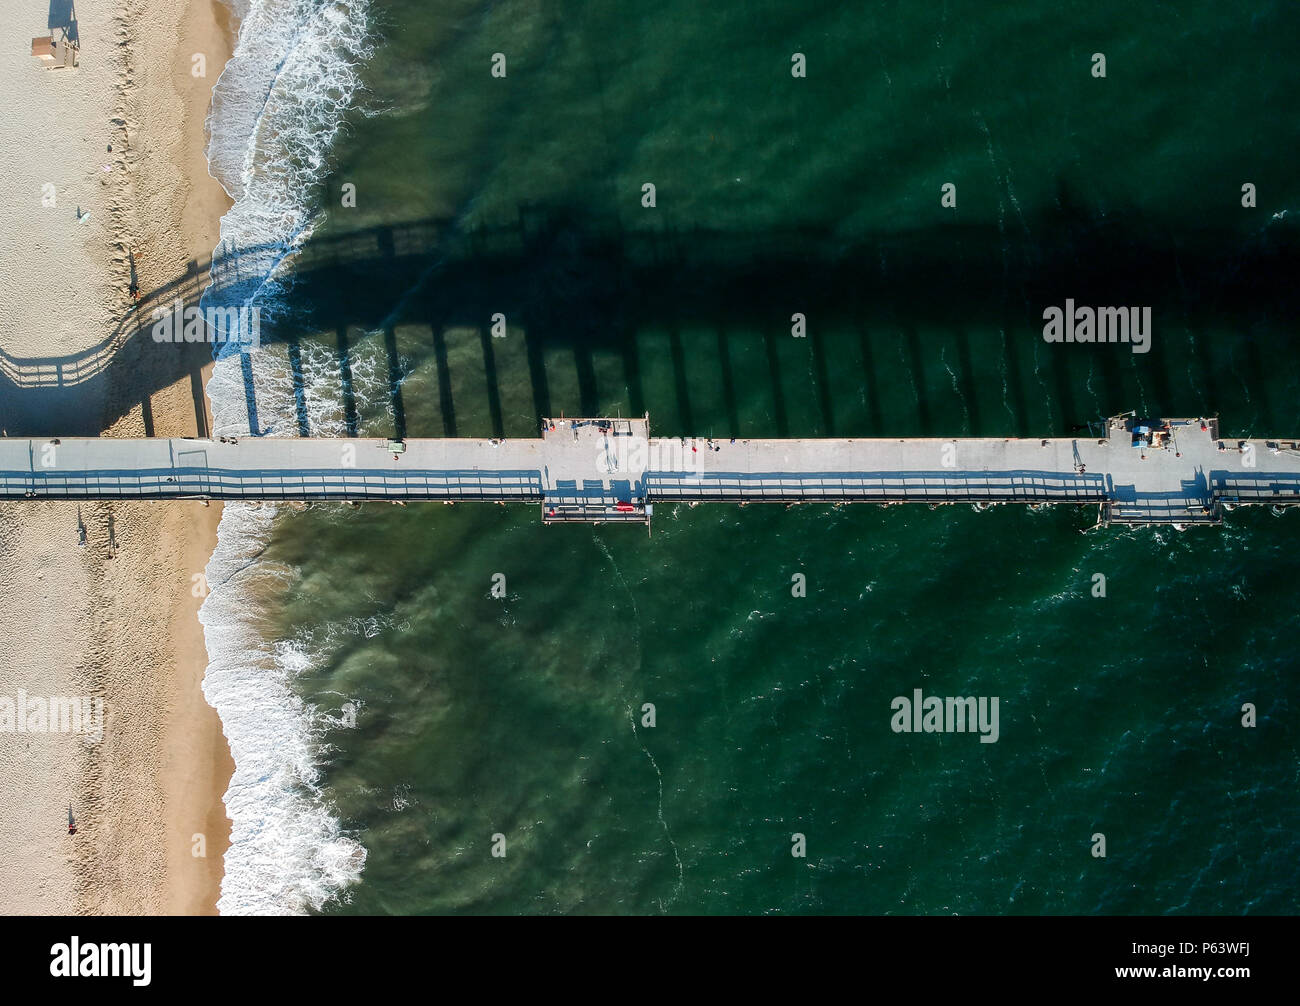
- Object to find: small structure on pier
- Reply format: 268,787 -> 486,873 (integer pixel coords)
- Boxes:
539,415 -> 651,525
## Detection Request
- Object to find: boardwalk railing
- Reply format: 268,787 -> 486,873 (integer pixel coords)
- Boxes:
1213,474 -> 1300,503
0,468 -> 544,502
646,470 -> 1108,503
1104,502 -> 1221,525
5,421 -> 1300,529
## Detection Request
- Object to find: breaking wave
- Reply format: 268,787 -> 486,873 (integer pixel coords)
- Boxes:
197,0 -> 373,914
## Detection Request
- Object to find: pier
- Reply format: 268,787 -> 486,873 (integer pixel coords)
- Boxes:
2,415 -> 1299,528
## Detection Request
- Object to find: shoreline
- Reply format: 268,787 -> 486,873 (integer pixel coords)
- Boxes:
158,0 -> 237,919
0,0 -> 236,914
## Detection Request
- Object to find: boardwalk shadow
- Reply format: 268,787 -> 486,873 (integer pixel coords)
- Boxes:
1,206 -> 1296,440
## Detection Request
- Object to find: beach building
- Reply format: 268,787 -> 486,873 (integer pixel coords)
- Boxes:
31,33 -> 77,70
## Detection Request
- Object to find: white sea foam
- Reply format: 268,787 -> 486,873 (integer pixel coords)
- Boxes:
199,504 -> 368,914
204,0 -> 373,327
198,0 -> 373,914
207,334 -> 393,438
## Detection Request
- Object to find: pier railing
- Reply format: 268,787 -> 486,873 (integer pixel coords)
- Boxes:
0,468 -> 544,502
646,470 -> 1108,504
5,418 -> 1300,529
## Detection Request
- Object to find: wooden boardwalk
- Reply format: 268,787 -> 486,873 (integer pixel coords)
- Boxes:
2,415 -> 1298,527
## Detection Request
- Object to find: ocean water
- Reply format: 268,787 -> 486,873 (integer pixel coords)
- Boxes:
199,0 -> 1300,913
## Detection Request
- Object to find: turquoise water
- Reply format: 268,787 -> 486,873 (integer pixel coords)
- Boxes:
204,0 -> 1299,913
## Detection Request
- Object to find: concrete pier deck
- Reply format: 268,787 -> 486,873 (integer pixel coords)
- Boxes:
2,415 -> 1298,527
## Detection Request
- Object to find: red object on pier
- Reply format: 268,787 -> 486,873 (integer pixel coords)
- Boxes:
615,502 -> 636,512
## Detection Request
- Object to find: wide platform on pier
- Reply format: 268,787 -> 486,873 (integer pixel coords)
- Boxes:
2,415 -> 1298,528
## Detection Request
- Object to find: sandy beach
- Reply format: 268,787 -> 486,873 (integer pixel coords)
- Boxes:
0,0 -> 236,914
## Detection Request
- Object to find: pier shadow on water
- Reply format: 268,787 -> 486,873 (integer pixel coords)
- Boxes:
1,202 -> 1296,440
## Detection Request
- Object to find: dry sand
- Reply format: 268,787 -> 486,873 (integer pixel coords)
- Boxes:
0,0 -> 237,914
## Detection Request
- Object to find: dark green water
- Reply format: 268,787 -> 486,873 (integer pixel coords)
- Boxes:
205,0 -> 1299,913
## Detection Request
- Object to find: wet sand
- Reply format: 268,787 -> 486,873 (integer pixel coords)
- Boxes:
0,0 -> 236,914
